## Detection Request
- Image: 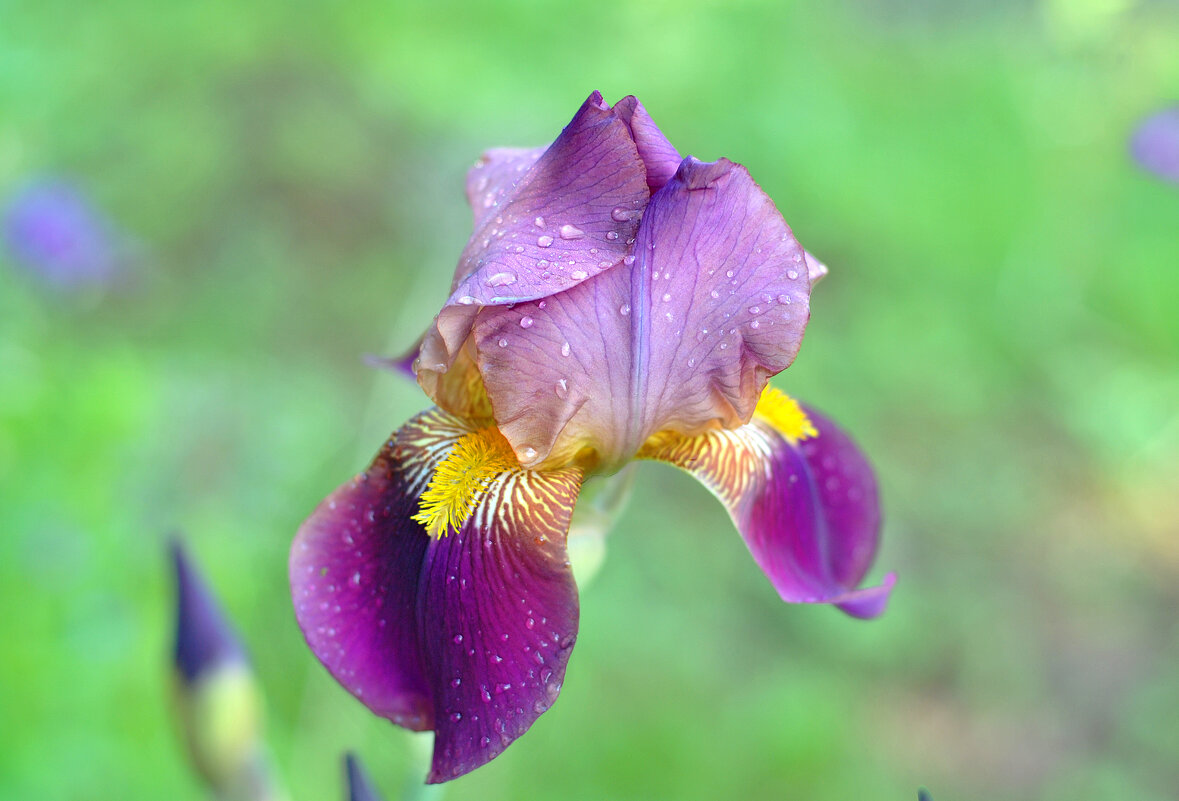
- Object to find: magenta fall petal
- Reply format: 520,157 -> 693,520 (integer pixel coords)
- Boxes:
291,410 -> 581,782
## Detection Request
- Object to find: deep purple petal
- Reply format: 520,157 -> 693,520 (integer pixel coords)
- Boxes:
290,409 -> 582,782
1130,106 -> 1179,182
612,96 -> 683,191
419,462 -> 581,782
290,428 -> 443,730
639,401 -> 892,619
472,156 -> 812,469
172,539 -> 248,683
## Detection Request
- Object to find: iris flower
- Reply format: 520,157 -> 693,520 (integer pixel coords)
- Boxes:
291,92 -> 894,783
2,179 -> 124,288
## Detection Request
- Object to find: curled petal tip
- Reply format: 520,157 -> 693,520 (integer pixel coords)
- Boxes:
585,89 -> 608,110
804,251 -> 829,286
833,572 -> 896,620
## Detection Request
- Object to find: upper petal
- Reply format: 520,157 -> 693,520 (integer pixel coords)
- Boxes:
289,408 -> 582,783
612,95 -> 683,191
638,395 -> 893,619
417,92 -> 652,411
449,91 -> 649,308
472,156 -> 813,469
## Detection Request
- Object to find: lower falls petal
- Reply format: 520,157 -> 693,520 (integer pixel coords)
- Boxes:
638,394 -> 894,619
289,409 -> 582,783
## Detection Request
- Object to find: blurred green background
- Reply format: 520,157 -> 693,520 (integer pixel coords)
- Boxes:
3,0 -> 1178,799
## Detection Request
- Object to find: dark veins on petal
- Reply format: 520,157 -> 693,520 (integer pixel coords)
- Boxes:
290,410 -> 581,783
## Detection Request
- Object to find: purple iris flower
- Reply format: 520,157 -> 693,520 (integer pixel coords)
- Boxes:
2,179 -> 124,287
290,92 -> 894,783
1131,106 -> 1179,182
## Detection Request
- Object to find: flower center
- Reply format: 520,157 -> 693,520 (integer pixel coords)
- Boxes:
411,427 -> 518,538
753,387 -> 818,444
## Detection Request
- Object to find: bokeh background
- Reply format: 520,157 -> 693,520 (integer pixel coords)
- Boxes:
3,1 -> 1178,799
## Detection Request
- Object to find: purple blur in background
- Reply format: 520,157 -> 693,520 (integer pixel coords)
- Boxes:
1130,107 -> 1179,182
2,179 -> 126,287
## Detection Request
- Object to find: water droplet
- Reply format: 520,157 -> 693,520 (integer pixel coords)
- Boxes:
748,305 -> 761,314
526,617 -> 535,630
457,295 -> 477,305
687,357 -> 696,367
520,446 -> 538,461
519,316 -> 534,329
497,338 -> 508,348
480,736 -> 491,747
451,677 -> 462,688
514,245 -> 524,253
619,303 -> 631,316
720,342 -> 728,350
351,571 -> 361,586
450,712 -> 463,722
750,320 -> 760,329
787,269 -> 799,280
538,300 -> 547,309
537,235 -> 554,248
611,207 -> 631,221
487,271 -> 517,287
606,231 -> 619,241
453,634 -> 464,644
623,254 -> 636,266
725,269 -> 735,278
696,328 -> 709,342
559,224 -> 585,240
662,293 -> 671,302
560,341 -> 571,357
534,216 -> 545,228
664,311 -> 673,321
554,379 -> 568,398
710,289 -> 720,299
776,294 -> 791,305
570,270 -> 588,280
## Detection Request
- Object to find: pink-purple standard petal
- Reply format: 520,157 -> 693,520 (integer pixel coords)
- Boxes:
612,96 -> 683,191
449,91 -> 648,307
473,156 -> 812,468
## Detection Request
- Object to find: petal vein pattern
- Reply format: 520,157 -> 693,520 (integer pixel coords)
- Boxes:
475,157 -> 812,470
639,399 -> 894,619
290,408 -> 583,782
